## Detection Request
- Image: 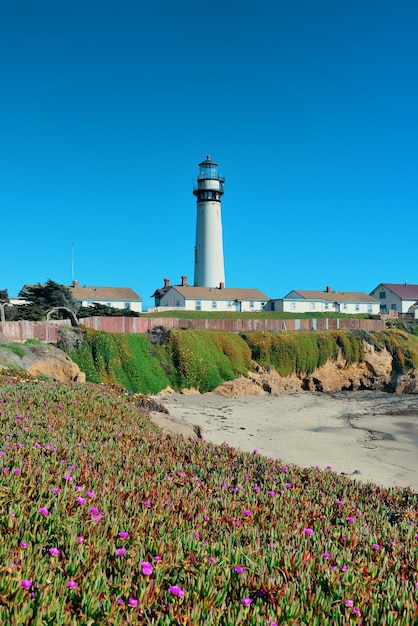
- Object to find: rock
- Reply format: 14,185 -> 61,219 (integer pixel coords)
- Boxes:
148,411 -> 202,440
0,339 -> 85,383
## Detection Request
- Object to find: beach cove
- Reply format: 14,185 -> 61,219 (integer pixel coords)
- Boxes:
156,390 -> 418,492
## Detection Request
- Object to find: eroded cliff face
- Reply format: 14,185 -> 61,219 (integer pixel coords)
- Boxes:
215,342 -> 418,397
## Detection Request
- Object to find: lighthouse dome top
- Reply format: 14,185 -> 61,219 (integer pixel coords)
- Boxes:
197,155 -> 225,183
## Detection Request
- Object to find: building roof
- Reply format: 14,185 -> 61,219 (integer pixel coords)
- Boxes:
378,284 -> 418,299
68,285 -> 142,302
169,286 -> 270,301
284,289 -> 378,303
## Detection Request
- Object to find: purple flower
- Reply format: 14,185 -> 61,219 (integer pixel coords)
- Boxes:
347,517 -> 355,523
268,491 -> 276,497
322,553 -> 331,559
117,598 -> 125,605
168,585 -> 184,597
14,469 -> 21,475
67,581 -> 77,589
52,488 -> 60,494
141,561 -> 153,575
49,548 -> 60,556
243,509 -> 251,516
303,528 -> 313,535
373,543 -> 381,550
116,548 -> 127,556
21,579 -> 32,589
64,474 -> 72,481
234,566 -> 244,574
87,491 -> 95,498
38,507 -> 49,515
242,597 -> 252,606
77,536 -> 84,543
76,497 -> 85,504
20,542 -> 28,548
128,598 -> 138,606
118,531 -> 129,539
90,507 -> 100,515
345,599 -> 354,607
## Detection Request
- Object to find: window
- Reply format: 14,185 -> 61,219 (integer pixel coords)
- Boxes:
175,300 -> 181,307
291,302 -> 296,310
124,303 -> 131,309
227,300 -> 233,308
343,303 -> 347,310
367,304 -> 373,313
249,301 -> 254,309
310,302 -> 316,311
391,304 -> 397,311
195,300 -> 201,311
212,301 -> 217,309
355,304 -> 360,312
379,291 -> 386,299
324,302 -> 329,310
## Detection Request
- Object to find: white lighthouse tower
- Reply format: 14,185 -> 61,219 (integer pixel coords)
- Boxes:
193,155 -> 226,287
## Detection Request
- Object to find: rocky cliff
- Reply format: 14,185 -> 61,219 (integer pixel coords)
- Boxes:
0,338 -> 86,383
214,342 -> 418,397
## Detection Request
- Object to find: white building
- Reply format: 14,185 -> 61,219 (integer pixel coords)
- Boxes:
370,283 -> 418,316
69,282 -> 142,313
151,277 -> 269,312
270,286 -> 380,315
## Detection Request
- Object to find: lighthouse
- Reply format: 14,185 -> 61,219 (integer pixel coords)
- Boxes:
193,155 -> 226,287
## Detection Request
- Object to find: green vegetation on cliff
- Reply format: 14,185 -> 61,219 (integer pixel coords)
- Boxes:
65,327 -> 418,395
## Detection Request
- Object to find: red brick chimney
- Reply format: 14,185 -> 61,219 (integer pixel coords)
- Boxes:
164,278 -> 170,288
219,282 -> 225,289
181,276 -> 187,286
72,280 -> 78,287
326,285 -> 332,293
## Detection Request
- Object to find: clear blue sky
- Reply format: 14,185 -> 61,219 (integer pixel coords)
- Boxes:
2,0 -> 417,309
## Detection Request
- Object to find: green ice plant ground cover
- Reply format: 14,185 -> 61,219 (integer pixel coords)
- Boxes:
0,376 -> 417,625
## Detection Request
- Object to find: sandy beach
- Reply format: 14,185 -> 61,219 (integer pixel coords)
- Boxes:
156,390 -> 418,492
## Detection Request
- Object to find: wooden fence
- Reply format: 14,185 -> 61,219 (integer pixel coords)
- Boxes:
0,316 -> 385,344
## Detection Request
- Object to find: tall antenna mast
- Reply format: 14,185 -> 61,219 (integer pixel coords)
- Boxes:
71,243 -> 75,284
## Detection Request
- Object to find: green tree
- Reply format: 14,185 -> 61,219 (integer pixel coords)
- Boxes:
18,279 -> 80,316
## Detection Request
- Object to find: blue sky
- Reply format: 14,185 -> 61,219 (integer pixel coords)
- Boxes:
2,1 -> 417,309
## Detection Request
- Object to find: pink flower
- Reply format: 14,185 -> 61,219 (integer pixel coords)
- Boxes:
52,488 -> 60,494
347,517 -> 355,523
118,531 -> 129,539
77,536 -> 84,543
64,474 -> 72,481
21,579 -> 32,589
168,585 -> 184,597
345,599 -> 354,607
243,509 -> 251,516
116,548 -> 126,556
87,491 -> 95,498
234,566 -> 244,573
38,507 -> 49,515
76,497 -> 85,504
14,469 -> 21,475
322,553 -> 331,559
128,598 -> 138,606
373,543 -> 381,550
242,597 -> 252,606
90,507 -> 100,515
268,491 -> 276,497
20,542 -> 28,548
49,548 -> 60,556
303,528 -> 313,535
141,561 -> 153,575
117,598 -> 125,605
67,581 -> 77,589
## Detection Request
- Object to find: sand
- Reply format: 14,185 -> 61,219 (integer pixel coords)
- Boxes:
157,390 -> 418,492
